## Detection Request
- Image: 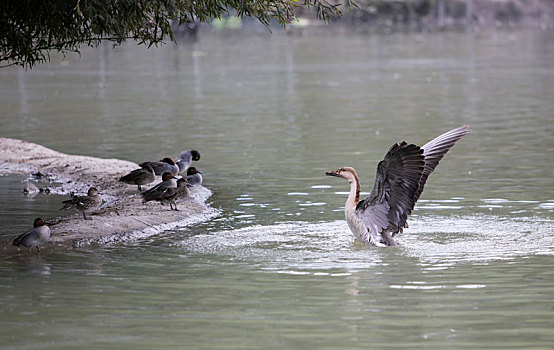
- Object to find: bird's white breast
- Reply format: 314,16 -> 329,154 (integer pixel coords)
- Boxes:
345,204 -> 368,242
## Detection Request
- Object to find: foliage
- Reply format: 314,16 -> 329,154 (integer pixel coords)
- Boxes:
0,0 -> 354,69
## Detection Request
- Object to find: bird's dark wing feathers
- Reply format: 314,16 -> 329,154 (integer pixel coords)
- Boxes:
413,125 -> 470,203
120,168 -> 141,181
13,228 -> 32,246
355,126 -> 470,239
356,142 -> 425,235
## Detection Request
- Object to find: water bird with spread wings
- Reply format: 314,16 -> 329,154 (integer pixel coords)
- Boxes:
326,126 -> 470,246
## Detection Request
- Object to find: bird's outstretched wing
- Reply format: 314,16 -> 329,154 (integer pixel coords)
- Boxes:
413,125 -> 470,203
355,142 -> 425,241
355,126 -> 470,243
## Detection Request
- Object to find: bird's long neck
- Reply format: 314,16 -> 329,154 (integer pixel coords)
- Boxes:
347,170 -> 361,206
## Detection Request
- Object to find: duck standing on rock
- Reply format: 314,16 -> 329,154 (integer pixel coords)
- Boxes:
171,178 -> 191,210
119,164 -> 155,191
184,167 -> 203,189
325,126 -> 470,247
176,150 -> 201,174
139,157 -> 179,176
60,187 -> 103,220
13,217 -> 51,254
142,178 -> 190,210
141,172 -> 178,198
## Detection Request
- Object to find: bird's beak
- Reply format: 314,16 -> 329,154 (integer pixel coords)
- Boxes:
325,169 -> 340,177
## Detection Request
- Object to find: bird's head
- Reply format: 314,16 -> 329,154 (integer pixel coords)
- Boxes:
33,217 -> 46,228
161,172 -> 177,181
87,187 -> 100,196
325,167 -> 358,183
191,150 -> 201,161
161,157 -> 176,165
187,167 -> 203,176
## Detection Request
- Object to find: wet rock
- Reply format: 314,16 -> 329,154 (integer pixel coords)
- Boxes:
23,182 -> 40,195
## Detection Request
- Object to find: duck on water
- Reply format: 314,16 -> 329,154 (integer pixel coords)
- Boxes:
13,218 -> 51,254
326,126 -> 470,247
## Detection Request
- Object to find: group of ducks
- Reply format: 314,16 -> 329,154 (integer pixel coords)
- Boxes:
120,149 -> 203,210
13,149 -> 203,254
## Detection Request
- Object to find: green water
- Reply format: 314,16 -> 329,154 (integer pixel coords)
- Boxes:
0,29 -> 553,349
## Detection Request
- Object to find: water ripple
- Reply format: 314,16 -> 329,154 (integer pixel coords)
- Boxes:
176,215 -> 554,271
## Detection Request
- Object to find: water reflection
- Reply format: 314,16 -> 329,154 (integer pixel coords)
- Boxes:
7,256 -> 52,276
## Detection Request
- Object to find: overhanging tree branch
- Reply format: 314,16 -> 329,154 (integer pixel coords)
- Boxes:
1,0 -> 355,69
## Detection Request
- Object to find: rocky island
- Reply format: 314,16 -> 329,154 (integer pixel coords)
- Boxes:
0,138 -> 217,250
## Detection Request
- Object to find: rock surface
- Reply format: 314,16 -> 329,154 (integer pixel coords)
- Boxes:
0,138 -> 217,249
